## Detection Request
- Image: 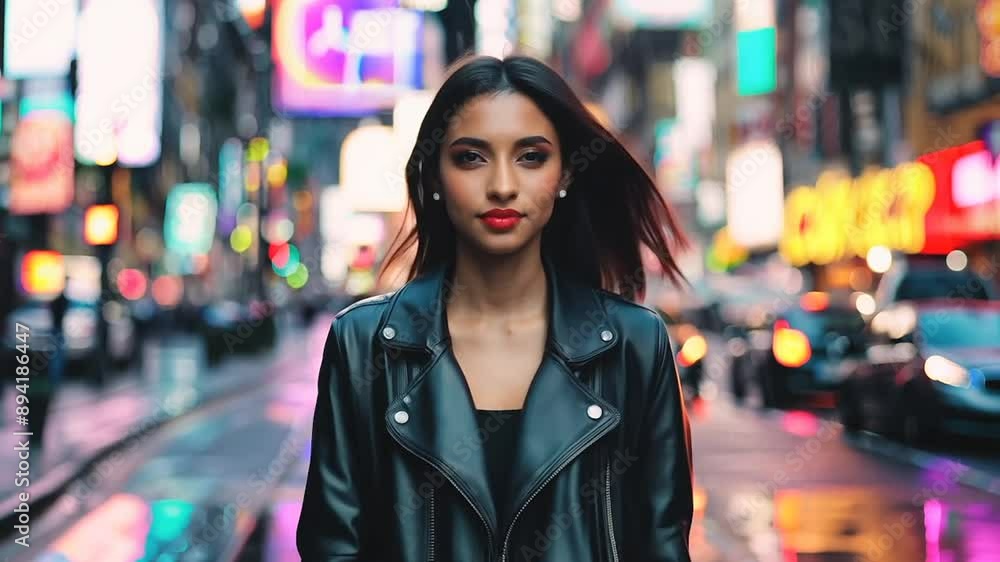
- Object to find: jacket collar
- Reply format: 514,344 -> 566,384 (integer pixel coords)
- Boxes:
376,257 -> 618,365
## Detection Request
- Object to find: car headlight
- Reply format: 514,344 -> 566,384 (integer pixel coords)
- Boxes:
923,355 -> 971,388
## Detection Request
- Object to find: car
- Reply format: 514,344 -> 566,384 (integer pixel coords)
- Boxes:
745,292 -> 867,409
3,299 -> 138,381
838,300 -> 1000,443
655,305 -> 709,402
873,255 -> 995,312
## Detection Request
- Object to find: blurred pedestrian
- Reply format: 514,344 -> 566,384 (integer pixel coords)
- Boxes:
297,55 -> 693,561
28,290 -> 68,448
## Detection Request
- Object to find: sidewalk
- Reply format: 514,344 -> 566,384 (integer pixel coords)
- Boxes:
0,315 -> 320,533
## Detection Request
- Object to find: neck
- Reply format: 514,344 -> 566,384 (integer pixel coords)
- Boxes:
448,241 -> 547,321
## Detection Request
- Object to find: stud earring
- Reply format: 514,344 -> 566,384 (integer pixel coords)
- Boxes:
558,189 -> 567,199
432,192 -> 441,201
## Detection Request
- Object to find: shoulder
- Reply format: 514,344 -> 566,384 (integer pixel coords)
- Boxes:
326,292 -> 395,346
594,288 -> 669,351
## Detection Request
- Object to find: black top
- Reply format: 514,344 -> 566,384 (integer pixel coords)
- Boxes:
475,409 -> 523,527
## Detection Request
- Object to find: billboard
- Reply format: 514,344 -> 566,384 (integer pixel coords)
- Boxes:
3,0 -> 77,78
611,0 -> 711,29
726,141 -> 784,250
164,183 -> 218,255
272,0 -> 424,116
75,0 -> 164,166
9,111 -> 74,215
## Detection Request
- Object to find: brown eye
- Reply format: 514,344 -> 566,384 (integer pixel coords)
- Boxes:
520,151 -> 550,165
452,151 -> 485,166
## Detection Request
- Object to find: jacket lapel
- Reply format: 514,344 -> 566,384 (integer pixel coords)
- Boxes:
385,347 -> 501,535
379,259 -> 623,536
505,352 -> 620,524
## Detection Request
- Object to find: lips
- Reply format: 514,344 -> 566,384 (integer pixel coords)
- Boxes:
479,208 -> 523,231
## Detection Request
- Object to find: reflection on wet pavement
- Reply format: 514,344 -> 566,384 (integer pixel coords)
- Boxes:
714,485 -> 1000,562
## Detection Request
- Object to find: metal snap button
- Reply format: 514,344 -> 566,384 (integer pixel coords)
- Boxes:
382,326 -> 397,340
393,410 -> 410,424
600,329 -> 613,342
587,404 -> 603,420
402,395 -> 412,405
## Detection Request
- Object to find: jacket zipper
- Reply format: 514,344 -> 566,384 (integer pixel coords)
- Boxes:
427,487 -> 436,561
605,461 -> 620,562
500,422 -> 617,562
388,429 -> 495,560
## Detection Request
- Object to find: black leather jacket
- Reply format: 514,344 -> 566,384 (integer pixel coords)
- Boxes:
297,261 -> 693,561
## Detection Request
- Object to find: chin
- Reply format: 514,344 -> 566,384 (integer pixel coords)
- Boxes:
471,237 -> 531,256
459,227 -> 536,256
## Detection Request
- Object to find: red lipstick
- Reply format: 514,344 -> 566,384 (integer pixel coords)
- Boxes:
479,208 -> 523,231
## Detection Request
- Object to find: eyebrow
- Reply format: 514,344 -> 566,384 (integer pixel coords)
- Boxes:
449,136 -> 553,149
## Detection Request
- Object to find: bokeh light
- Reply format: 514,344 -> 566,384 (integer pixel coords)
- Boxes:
151,275 -> 183,308
865,246 -> 893,274
21,250 -> 65,296
287,263 -> 309,289
116,268 -> 148,301
230,225 -> 253,253
84,204 -> 119,245
272,244 -> 301,277
854,292 -> 877,316
946,250 -> 968,272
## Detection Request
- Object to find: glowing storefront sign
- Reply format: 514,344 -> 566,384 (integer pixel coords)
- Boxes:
9,111 -> 74,215
953,148 -> 1000,207
612,0 -> 712,29
164,183 -> 218,255
920,141 -> 1000,250
780,163 -> 936,266
726,141 -> 784,250
3,0 -> 78,78
75,0 -> 164,167
272,0 -> 424,116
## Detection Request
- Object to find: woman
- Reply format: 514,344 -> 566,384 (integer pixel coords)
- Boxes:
297,55 -> 693,562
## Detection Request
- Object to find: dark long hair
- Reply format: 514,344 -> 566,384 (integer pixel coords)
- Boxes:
381,55 -> 687,301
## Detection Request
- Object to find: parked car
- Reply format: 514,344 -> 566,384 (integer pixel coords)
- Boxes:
838,300 -> 1000,443
744,292 -> 867,409
874,256 -> 995,312
4,298 -> 138,380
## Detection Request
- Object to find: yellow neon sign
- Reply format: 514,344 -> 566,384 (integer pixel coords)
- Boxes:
779,162 -> 936,266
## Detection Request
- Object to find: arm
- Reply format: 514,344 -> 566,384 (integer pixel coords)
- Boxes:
636,319 -> 694,561
297,320 -> 368,561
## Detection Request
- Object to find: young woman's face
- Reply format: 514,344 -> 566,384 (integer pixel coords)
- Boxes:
438,92 -> 565,257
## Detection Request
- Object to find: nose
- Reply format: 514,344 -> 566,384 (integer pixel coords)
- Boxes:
487,161 -> 518,202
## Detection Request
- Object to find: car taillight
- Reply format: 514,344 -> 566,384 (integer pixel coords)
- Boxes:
677,334 -> 708,367
773,325 -> 812,368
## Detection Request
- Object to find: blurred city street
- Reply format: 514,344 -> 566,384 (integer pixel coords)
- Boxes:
0,322 -> 997,561
1,0 -> 999,560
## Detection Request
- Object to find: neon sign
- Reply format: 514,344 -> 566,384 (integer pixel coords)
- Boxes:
272,0 -> 423,116
780,163 -> 936,266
